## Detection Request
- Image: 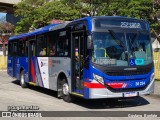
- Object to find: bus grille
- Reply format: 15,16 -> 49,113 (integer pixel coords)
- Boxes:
105,84 -> 149,93
106,87 -> 147,93
105,68 -> 151,76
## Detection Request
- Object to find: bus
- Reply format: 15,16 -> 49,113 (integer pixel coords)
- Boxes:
7,16 -> 154,102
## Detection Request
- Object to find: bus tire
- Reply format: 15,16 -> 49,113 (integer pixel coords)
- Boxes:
20,70 -> 27,88
62,79 -> 73,103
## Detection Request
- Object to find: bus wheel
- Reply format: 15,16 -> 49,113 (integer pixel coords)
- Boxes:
20,71 -> 27,88
62,79 -> 73,103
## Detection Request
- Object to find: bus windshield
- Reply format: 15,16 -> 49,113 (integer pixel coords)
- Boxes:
92,31 -> 153,66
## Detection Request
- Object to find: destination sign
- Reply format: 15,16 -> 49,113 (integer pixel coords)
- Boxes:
94,19 -> 148,30
121,22 -> 141,28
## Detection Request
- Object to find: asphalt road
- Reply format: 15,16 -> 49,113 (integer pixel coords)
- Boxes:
0,71 -> 160,120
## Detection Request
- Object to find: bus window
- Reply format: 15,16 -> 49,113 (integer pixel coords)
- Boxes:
19,40 -> 26,56
32,42 -> 36,56
48,31 -> 56,56
25,41 -> 28,56
37,35 -> 47,57
57,30 -> 69,57
13,42 -> 17,56
57,39 -> 68,57
8,41 -> 13,56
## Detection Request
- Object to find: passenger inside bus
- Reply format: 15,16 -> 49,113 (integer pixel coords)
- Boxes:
50,45 -> 56,56
138,45 -> 143,51
40,48 -> 46,56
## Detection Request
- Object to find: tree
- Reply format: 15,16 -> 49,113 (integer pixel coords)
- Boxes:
61,0 -> 108,16
14,0 -> 160,43
97,0 -> 160,42
96,0 -> 153,18
0,21 -> 14,56
14,0 -> 80,34
150,0 -> 160,42
14,0 -> 45,34
38,1 -> 80,21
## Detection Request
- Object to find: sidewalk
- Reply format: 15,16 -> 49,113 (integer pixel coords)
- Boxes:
0,56 -> 7,70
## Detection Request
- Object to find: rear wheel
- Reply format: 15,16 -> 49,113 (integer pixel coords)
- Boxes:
20,71 -> 27,88
62,79 -> 73,103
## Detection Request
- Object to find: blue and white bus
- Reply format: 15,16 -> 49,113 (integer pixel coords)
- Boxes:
7,16 -> 154,102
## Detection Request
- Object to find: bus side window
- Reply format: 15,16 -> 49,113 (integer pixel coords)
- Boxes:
19,40 -> 26,56
37,35 -> 47,57
48,31 -> 56,57
8,42 -> 13,56
57,30 -> 69,57
64,39 -> 69,56
32,42 -> 36,56
25,41 -> 28,56
13,42 -> 17,56
57,39 -> 69,57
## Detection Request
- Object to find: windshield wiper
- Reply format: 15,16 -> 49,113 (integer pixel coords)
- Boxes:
108,30 -> 126,48
130,33 -> 138,44
129,32 -> 138,52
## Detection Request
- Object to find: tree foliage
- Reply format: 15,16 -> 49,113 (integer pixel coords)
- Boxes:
14,0 -> 45,34
14,0 -> 80,34
0,17 -> 14,56
14,0 -> 160,42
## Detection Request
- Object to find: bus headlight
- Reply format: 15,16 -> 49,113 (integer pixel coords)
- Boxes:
93,73 -> 104,85
150,73 -> 155,82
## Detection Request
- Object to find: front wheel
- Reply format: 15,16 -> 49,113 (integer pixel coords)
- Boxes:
20,71 -> 27,88
62,79 -> 73,103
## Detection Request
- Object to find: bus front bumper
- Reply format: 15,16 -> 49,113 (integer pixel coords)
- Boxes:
88,79 -> 155,99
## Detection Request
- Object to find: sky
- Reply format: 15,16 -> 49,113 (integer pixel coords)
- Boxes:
0,13 -> 6,19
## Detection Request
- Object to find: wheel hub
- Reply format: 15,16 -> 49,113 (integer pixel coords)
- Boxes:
63,83 -> 69,95
21,74 -> 24,85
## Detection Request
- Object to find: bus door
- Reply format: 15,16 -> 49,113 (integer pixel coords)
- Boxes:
28,40 -> 36,83
71,31 -> 85,94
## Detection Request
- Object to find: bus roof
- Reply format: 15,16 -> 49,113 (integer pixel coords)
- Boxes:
92,16 -> 147,22
66,16 -> 147,31
68,16 -> 145,23
9,16 -> 147,41
9,23 -> 59,41
49,21 -> 70,31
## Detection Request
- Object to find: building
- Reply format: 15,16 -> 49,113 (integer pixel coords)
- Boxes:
0,41 -> 8,55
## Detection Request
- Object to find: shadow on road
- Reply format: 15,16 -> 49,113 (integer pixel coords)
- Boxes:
12,80 -> 57,97
12,80 -> 150,109
72,97 -> 149,109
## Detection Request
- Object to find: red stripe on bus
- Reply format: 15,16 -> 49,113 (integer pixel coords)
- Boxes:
84,82 -> 125,89
84,82 -> 105,88
31,60 -> 36,83
107,82 -> 124,89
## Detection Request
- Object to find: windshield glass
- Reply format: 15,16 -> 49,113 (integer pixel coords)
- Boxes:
92,31 -> 152,66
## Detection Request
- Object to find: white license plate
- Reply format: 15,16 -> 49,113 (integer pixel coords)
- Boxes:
124,92 -> 137,97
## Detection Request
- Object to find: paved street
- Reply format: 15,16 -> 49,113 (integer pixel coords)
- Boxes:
0,71 -> 160,120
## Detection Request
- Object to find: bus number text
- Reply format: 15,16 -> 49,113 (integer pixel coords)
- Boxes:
135,81 -> 145,86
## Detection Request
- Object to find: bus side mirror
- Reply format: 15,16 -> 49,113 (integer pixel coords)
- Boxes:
87,35 -> 93,49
